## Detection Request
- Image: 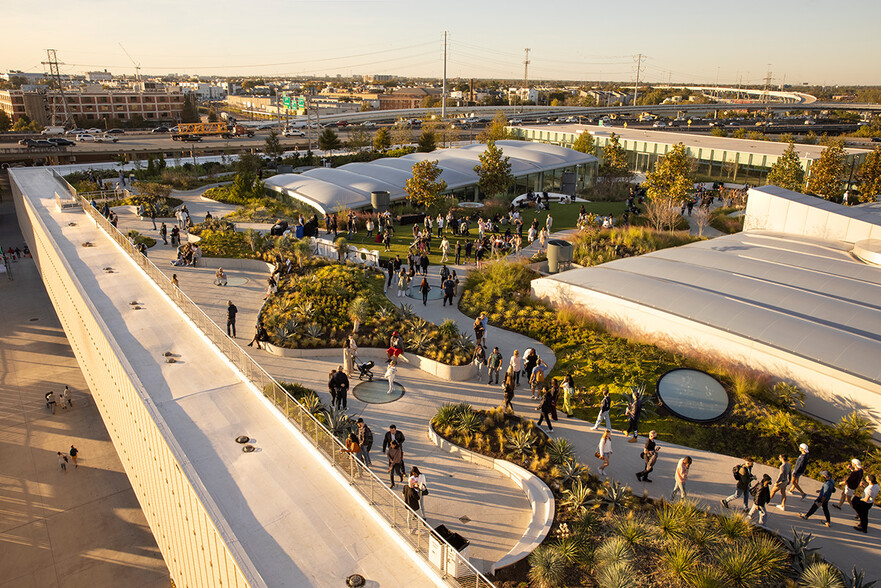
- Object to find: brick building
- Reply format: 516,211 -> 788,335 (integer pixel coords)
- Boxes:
378,87 -> 441,110
0,87 -> 185,125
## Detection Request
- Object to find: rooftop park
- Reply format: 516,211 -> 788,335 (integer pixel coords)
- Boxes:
457,260 -> 879,484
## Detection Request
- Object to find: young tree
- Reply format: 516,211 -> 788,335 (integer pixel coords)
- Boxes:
264,130 -> 283,160
599,133 -> 630,178
0,109 -> 11,132
404,160 -> 447,209
477,111 -> 509,142
181,95 -> 200,123
473,140 -> 514,197
207,107 -> 219,123
391,121 -> 413,147
805,140 -> 846,200
318,128 -> 342,152
644,143 -> 694,205
373,126 -> 391,151
571,131 -> 595,155
417,129 -> 437,152
347,126 -> 370,151
858,147 -> 881,202
235,153 -> 263,177
766,142 -> 806,192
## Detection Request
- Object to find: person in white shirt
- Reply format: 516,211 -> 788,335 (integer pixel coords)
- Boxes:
853,474 -> 879,533
597,429 -> 613,477
508,350 -> 522,387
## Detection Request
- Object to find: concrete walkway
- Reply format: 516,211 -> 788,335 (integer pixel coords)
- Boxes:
0,196 -> 170,588
109,194 -> 881,578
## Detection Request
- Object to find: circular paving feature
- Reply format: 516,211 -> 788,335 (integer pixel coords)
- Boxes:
656,368 -> 729,423
407,286 -> 444,301
353,379 -> 405,404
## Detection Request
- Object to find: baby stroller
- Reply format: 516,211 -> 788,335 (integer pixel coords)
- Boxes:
356,358 -> 375,381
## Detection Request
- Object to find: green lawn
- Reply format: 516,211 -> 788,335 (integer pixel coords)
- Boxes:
338,201 -> 627,265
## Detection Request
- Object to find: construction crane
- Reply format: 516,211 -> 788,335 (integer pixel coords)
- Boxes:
119,43 -> 142,85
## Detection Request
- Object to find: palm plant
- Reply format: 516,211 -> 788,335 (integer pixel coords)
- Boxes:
835,411 -> 874,446
456,411 -> 481,435
291,238 -> 313,269
800,562 -> 844,588
348,296 -> 371,333
243,228 -> 265,253
334,236 -> 349,261
505,428 -> 537,459
432,403 -> 463,428
546,437 -> 576,465
561,478 -> 592,513
527,545 -> 568,588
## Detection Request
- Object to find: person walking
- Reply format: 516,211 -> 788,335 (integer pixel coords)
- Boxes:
635,430 -> 659,482
800,470 -> 835,527
789,443 -> 810,500
45,391 -> 56,414
833,458 -> 864,511
440,237 -> 450,263
171,273 -> 179,288
332,366 -> 349,410
487,346 -> 503,385
387,440 -> 405,489
624,390 -> 644,443
382,425 -> 405,454
418,277 -> 431,306
343,334 -> 357,375
722,459 -> 755,511
852,474 -> 879,533
396,268 -> 407,298
159,222 -> 168,245
591,387 -> 612,430
409,466 -> 428,520
672,456 -> 692,500
536,387 -> 554,432
769,454 -> 792,511
748,474 -> 773,526
327,369 -> 338,408
69,444 -> 79,468
502,367 -> 516,414
473,314 -> 486,348
529,359 -> 547,399
356,418 -> 373,467
597,429 -> 613,477
472,343 -> 487,382
402,477 -> 422,533
344,432 -> 361,459
508,350 -> 522,387
384,361 -> 397,395
226,300 -> 238,338
57,451 -> 68,473
442,274 -> 456,307
560,374 -> 575,417
60,385 -> 72,409
454,241 -> 462,265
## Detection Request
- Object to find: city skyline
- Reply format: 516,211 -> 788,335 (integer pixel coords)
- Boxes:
3,0 -> 880,85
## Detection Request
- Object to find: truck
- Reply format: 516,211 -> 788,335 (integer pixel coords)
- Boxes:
228,124 -> 255,137
41,126 -> 66,136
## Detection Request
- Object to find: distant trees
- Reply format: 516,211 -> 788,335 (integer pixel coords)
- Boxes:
347,126 -> 371,151
766,142 -> 806,192
0,110 -> 11,132
858,147 -> 881,201
180,95 -> 200,123
644,143 -> 695,205
207,107 -> 219,123
805,139 -> 846,200
404,160 -> 447,209
478,111 -> 510,142
599,133 -> 630,178
417,129 -> 437,152
473,140 -> 513,197
571,131 -> 595,155
264,130 -> 283,160
318,128 -> 342,152
373,127 -> 391,151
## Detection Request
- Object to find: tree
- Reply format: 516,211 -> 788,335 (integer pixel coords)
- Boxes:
318,128 -> 341,152
181,95 -> 200,123
767,142 -> 806,192
391,122 -> 413,147
858,147 -> 881,202
264,130 -> 283,160
207,107 -> 219,123
417,129 -> 437,152
404,160 -> 447,209
129,113 -> 147,129
0,109 -> 11,132
805,139 -> 846,200
477,111 -> 509,142
600,133 -> 630,178
571,131 -> 595,155
235,153 -> 263,176
473,140 -> 514,197
644,143 -> 695,207
373,126 -> 391,151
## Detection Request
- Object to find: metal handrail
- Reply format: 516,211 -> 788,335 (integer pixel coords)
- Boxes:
71,189 -> 495,588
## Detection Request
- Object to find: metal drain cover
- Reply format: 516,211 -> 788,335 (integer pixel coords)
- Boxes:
458,515 -> 471,524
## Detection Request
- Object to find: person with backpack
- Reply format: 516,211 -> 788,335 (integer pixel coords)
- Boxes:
748,474 -> 773,526
833,458 -> 864,511
722,459 -> 754,511
800,470 -> 835,527
356,418 -> 373,467
591,387 -> 612,430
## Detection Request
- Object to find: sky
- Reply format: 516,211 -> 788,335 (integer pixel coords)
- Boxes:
3,0 -> 880,86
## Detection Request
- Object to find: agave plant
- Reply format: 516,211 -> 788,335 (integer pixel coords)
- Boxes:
779,528 -> 820,574
437,319 -> 459,338
304,323 -> 324,339
454,332 -> 473,353
299,393 -> 326,417
505,428 -> 537,459
561,478 -> 592,513
800,563 -> 845,588
546,437 -> 576,465
273,318 -> 300,345
407,331 -> 433,354
589,480 -> 632,513
527,545 -> 568,588
408,316 -> 430,332
557,459 -> 587,485
398,302 -> 416,320
843,567 -> 878,588
325,408 -> 353,441
294,300 -> 315,318
456,411 -> 481,435
375,304 -> 397,320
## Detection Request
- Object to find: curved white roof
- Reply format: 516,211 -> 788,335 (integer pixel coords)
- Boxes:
265,141 -> 596,214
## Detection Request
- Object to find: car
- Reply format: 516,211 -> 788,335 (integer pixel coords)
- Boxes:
360,121 -> 376,128
106,128 -> 125,134
257,124 -> 274,130
168,126 -> 179,133
76,134 -> 96,142
509,118 -> 523,125
34,139 -> 56,147
652,121 -> 668,128
47,138 -> 75,146
94,134 -> 119,143
66,128 -> 85,136
86,128 -> 102,134
803,119 -> 816,125
179,135 -> 202,142
283,128 -> 306,137
151,127 -> 169,133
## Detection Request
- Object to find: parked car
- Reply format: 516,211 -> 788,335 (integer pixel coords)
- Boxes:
257,124 -> 274,130
47,138 -> 75,146
86,128 -> 102,134
65,128 -> 85,136
179,135 -> 202,142
94,134 -> 119,143
283,128 -> 306,137
106,128 -> 125,134
76,134 -> 96,142
151,127 -> 169,133
168,126 -> 179,133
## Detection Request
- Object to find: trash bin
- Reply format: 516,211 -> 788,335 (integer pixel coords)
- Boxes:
547,239 -> 574,273
295,225 -> 304,239
431,524 -> 471,576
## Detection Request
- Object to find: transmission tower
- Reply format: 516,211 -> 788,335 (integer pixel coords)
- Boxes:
633,53 -> 646,107
761,64 -> 773,105
41,49 -> 72,127
523,48 -> 530,89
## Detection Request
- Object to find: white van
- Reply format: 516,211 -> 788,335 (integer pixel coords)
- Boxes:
41,126 -> 66,136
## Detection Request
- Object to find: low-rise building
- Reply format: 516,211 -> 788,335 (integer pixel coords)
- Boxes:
0,87 -> 186,125
378,87 -> 442,110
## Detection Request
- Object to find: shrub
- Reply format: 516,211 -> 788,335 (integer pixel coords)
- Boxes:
527,545 -> 568,588
800,563 -> 844,588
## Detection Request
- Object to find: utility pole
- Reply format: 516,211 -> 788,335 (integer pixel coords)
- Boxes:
441,31 -> 447,120
632,53 -> 646,108
41,49 -> 72,127
523,48 -> 530,112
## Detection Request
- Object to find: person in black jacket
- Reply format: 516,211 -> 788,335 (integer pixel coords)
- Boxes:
591,387 -> 612,430
748,474 -> 773,525
536,388 -> 554,431
332,366 -> 349,411
722,460 -> 754,511
382,425 -> 405,453
226,300 -> 238,337
402,478 -> 422,534
636,431 -> 659,482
